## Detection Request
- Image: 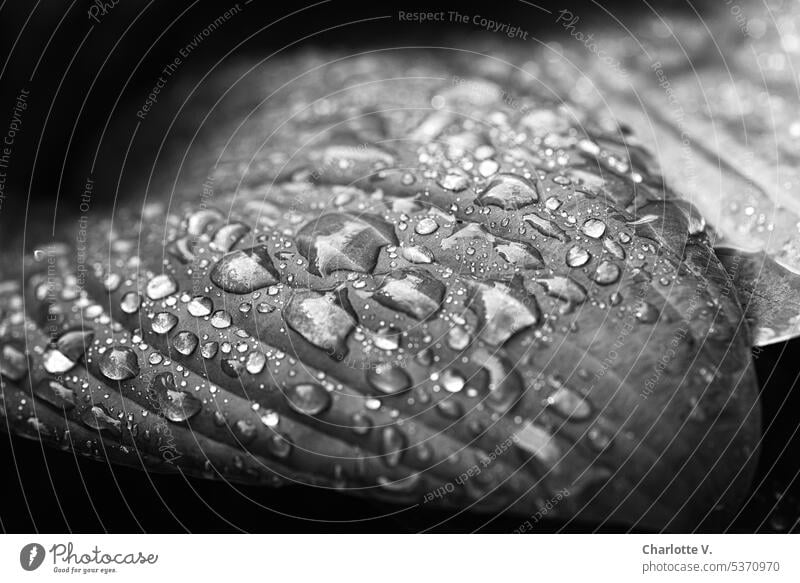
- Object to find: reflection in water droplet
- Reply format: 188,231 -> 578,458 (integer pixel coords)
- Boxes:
99,346 -> 140,381
148,372 -> 202,422
0,344 -> 28,381
172,331 -> 199,356
415,217 -> 439,235
201,341 -> 219,359
514,421 -> 560,466
566,246 -> 591,267
400,245 -> 434,264
284,289 -> 356,357
210,246 -> 280,294
120,292 -> 141,314
367,363 -> 412,395
42,349 -> 76,374
286,383 -> 332,416
152,312 -> 179,334
593,260 -> 621,285
187,296 -> 213,317
478,173 -> 539,209
373,269 -> 445,321
210,310 -> 232,329
523,213 -> 568,241
437,168 -> 471,192
441,369 -> 465,393
146,274 -> 178,300
581,218 -> 606,239
603,237 -> 626,259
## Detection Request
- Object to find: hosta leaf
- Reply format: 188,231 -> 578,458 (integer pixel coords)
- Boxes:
0,51 -> 761,531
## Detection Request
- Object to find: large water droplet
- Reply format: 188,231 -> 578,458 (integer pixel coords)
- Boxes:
400,245 -> 434,264
533,276 -> 587,305
99,346 -> 140,381
296,213 -> 397,276
152,312 -> 179,334
81,404 -> 122,435
286,383 -> 332,416
55,329 -> 94,361
467,281 -> 538,345
471,347 -> 522,414
437,168 -> 471,192
495,241 -> 545,269
146,274 -> 178,300
210,246 -> 280,294
566,245 -> 591,267
373,268 -> 445,320
148,372 -> 202,422
545,377 -> 592,421
284,289 -> 356,357
172,331 -> 199,356
478,173 -> 539,210
0,344 -> 28,381
187,296 -> 213,317
414,217 -> 439,235
523,213 -> 568,241
514,421 -> 560,467
441,369 -> 465,393
593,260 -> 621,285
367,363 -> 412,395
441,223 -> 495,250
120,292 -> 141,314
603,236 -> 626,259
42,349 -> 76,374
581,218 -> 606,239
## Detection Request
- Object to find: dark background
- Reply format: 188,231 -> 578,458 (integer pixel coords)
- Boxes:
1,0 -> 797,533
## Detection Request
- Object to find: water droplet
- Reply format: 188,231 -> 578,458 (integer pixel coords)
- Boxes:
566,245 -> 591,267
201,341 -> 219,359
42,349 -> 75,374
152,312 -> 179,334
495,241 -> 545,269
545,378 -> 592,420
351,412 -> 372,435
146,274 -> 178,300
172,331 -> 198,356
400,245 -> 434,264
534,276 -> 587,305
284,289 -> 356,358
437,168 -> 471,192
210,310 -> 232,329
245,351 -> 266,374
296,213 -> 397,276
515,422 -> 560,466
593,260 -> 621,285
478,173 -> 539,209
187,296 -> 213,317
603,237 -> 626,259
211,222 -> 250,252
635,301 -> 659,323
447,325 -> 471,351
478,159 -> 499,177
367,363 -> 412,395
81,404 -> 122,435
186,208 -> 224,236
233,419 -> 258,444
55,329 -> 94,361
441,369 -> 465,393
380,426 -> 406,467
210,246 -> 280,294
260,409 -> 280,428
415,217 -> 439,235
286,383 -> 332,416
99,346 -> 139,381
373,268 -> 445,320
148,372 -> 202,422
256,302 -> 275,314
471,347 -> 523,414
581,218 -> 606,239
467,281 -> 538,345
373,326 -> 401,351
441,223 -> 495,250
120,292 -> 141,314
523,213 -> 568,241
